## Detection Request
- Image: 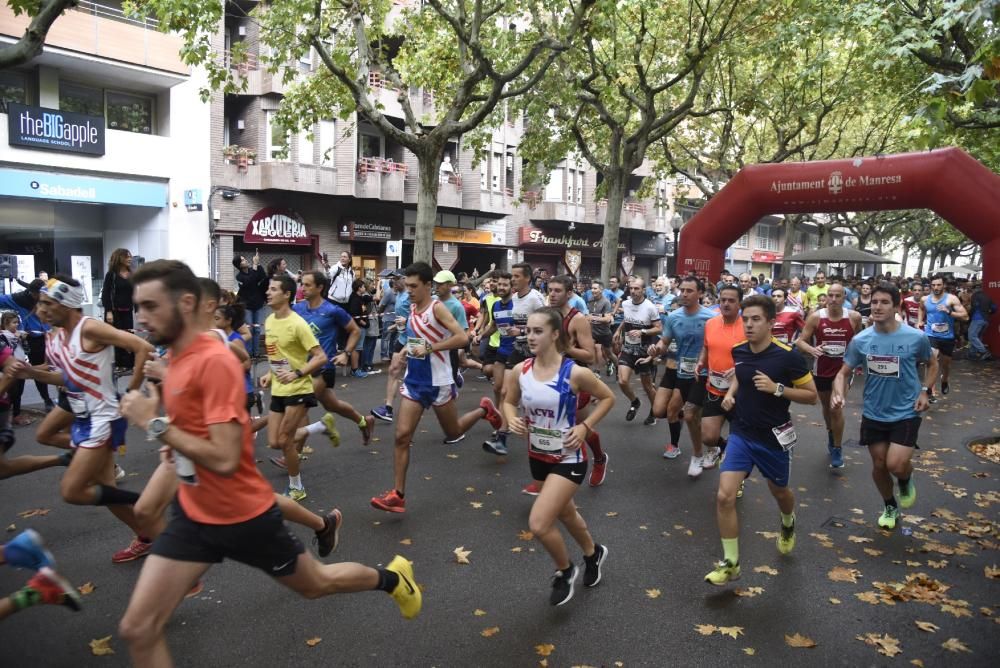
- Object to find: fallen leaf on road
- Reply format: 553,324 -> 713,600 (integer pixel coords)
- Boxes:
927,560 -> 948,569
754,565 -> 779,576
694,624 -> 717,636
518,530 -> 534,540
305,637 -> 322,647
717,626 -> 744,639
480,627 -> 500,637
985,565 -> 1000,579
863,547 -> 884,557
465,486 -> 475,492
454,546 -> 471,564
535,644 -> 555,657
856,632 -> 902,657
17,508 -> 50,519
839,557 -> 859,564
469,502 -> 483,509
90,636 -> 114,656
473,609 -> 486,616
606,512 -> 619,517
941,637 -> 971,653
906,560 -> 922,567
5,524 -> 14,532
848,536 -> 873,543
742,648 -> 756,656
755,531 -> 780,540
910,660 -> 924,667
828,567 -> 862,583
914,621 -> 939,633
829,598 -> 841,604
446,454 -> 459,459
399,538 -> 412,546
734,587 -> 764,598
940,603 -> 973,618
646,589 -> 661,599
980,607 -> 993,617
851,508 -> 865,515
78,582 -> 96,595
510,547 -> 523,553
785,633 -> 817,648
491,510 -> 501,516
855,591 -> 883,605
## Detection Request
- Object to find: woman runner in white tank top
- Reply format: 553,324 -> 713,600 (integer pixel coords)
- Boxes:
502,307 -> 615,606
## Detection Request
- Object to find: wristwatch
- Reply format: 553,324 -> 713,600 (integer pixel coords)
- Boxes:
146,417 -> 171,441
294,369 -> 304,378
920,386 -> 929,393
773,383 -> 785,397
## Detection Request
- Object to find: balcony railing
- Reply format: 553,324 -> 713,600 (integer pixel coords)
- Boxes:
357,156 -> 408,176
73,0 -> 159,29
223,50 -> 260,73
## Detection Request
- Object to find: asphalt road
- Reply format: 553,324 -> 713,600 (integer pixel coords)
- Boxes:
1,360 -> 998,667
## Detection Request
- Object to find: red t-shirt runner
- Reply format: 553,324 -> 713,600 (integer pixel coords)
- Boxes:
772,307 -> 805,345
810,308 -> 854,378
901,295 -> 921,327
163,332 -> 274,525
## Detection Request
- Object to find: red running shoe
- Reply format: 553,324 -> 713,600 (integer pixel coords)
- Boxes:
521,481 -> 541,496
589,453 -> 608,487
479,397 -> 504,430
185,580 -> 205,599
112,537 -> 152,564
371,490 -> 406,513
28,567 -> 82,611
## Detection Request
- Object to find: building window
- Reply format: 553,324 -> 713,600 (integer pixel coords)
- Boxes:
544,167 -> 563,201
319,120 -> 335,165
359,133 -> 382,159
106,91 -> 153,134
266,111 -> 289,161
298,125 -> 314,164
756,224 -> 779,251
60,82 -> 104,117
480,151 -> 488,190
491,151 -> 503,192
735,232 -> 750,249
0,71 -> 27,113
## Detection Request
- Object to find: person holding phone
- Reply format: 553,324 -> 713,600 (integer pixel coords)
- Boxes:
232,250 -> 269,356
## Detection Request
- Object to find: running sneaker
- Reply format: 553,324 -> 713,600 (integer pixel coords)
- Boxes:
185,580 -> 205,599
444,433 -> 466,445
3,529 -> 55,571
687,456 -> 704,479
662,443 -> 680,459
269,456 -> 288,470
315,509 -> 343,558
877,504 -> 899,530
829,446 -> 844,469
736,479 -> 745,499
115,464 -> 126,481
625,398 -> 640,422
606,361 -> 615,377
898,477 -> 917,509
455,369 -> 464,389
359,415 -> 375,446
27,567 -> 82,611
371,489 -> 406,513
701,447 -> 721,470
322,413 -> 341,448
482,438 -> 508,456
351,369 -> 369,378
112,537 -> 152,564
777,517 -> 796,554
583,544 -> 608,587
704,559 -> 740,586
386,555 -> 422,619
479,397 -> 504,430
941,381 -> 949,395
371,405 -> 393,423
522,481 -> 541,496
549,564 -> 579,606
643,414 -> 657,426
589,453 -> 608,487
284,487 -> 308,502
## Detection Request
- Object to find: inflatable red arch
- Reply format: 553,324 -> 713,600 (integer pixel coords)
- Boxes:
677,147 -> 1000,351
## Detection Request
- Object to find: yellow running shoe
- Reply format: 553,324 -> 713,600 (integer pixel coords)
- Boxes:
322,413 -> 340,448
777,518 -> 796,555
704,559 -> 740,586
386,555 -> 422,619
898,477 -> 917,509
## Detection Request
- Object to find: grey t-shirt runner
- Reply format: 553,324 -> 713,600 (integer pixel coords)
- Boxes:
587,296 -> 612,337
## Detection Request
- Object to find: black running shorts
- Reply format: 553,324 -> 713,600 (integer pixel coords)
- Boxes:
860,416 -> 921,449
658,366 -> 678,390
529,457 -> 588,484
269,393 -> 318,413
151,502 -> 305,577
929,337 -> 955,358
675,376 -> 707,407
702,391 -> 731,419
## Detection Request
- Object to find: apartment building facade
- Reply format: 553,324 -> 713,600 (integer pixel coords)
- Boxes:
0,0 -> 211,311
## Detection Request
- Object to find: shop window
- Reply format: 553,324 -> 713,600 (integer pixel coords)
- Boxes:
106,91 -> 153,134
266,111 -> 289,161
298,125 -> 314,164
0,71 -> 27,113
60,82 -> 104,117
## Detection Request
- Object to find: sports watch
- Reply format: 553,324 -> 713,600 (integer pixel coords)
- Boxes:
773,383 -> 785,397
146,417 -> 171,441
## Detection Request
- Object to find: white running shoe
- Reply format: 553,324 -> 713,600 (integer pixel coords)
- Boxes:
701,447 -> 721,470
687,456 -> 704,479
115,464 -> 126,481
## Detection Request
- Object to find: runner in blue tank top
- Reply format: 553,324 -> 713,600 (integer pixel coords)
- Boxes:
916,274 -> 967,397
502,307 -> 615,606
833,283 -> 938,531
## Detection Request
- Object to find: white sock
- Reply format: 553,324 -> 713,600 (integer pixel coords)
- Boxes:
289,474 -> 302,489
305,421 -> 326,435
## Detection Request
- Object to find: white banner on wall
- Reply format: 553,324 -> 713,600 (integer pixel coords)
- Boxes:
71,256 -> 93,305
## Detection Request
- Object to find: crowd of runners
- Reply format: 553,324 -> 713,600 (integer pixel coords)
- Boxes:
0,257 -> 994,665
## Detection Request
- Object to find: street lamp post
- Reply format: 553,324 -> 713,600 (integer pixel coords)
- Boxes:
670,212 -> 684,275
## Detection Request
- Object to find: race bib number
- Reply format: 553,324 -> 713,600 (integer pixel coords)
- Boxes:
709,368 -> 734,390
406,337 -> 428,358
173,451 -> 198,486
931,322 -> 950,334
270,358 -> 291,375
866,354 -> 900,378
679,357 -> 698,375
529,426 -> 564,453
771,421 -> 798,451
667,340 -> 678,354
821,342 -> 846,357
625,330 -> 642,345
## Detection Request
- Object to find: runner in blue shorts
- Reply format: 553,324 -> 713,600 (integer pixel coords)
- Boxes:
706,296 -> 817,586
833,282 -> 937,531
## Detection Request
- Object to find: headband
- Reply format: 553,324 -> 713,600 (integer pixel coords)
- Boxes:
42,279 -> 85,309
